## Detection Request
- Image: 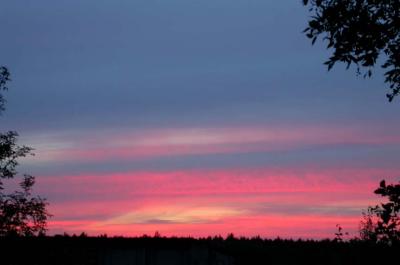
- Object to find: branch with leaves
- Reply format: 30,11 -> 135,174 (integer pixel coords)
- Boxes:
303,0 -> 400,101
0,66 -> 50,237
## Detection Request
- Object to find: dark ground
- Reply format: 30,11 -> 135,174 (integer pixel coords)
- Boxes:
1,235 -> 399,265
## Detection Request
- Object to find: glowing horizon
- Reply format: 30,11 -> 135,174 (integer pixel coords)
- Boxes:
41,167 -> 386,239
26,124 -> 400,239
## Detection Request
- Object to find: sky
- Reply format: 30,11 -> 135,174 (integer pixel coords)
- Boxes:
1,0 -> 400,239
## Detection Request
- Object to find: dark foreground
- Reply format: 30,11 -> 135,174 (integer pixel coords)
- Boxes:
1,235 -> 399,265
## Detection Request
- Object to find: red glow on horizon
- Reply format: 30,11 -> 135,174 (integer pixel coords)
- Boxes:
36,167 -> 396,239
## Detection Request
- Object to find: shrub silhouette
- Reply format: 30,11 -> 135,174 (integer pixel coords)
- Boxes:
360,180 -> 400,244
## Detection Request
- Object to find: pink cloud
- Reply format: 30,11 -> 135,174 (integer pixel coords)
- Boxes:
36,167 -> 397,238
38,167 -> 395,198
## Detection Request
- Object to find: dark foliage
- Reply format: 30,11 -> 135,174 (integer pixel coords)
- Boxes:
0,131 -> 33,180
0,66 -> 11,113
0,235 -> 399,265
303,0 -> 400,101
0,66 -> 50,236
360,180 -> 400,244
0,174 -> 49,236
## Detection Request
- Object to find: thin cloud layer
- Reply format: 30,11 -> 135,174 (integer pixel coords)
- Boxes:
22,124 -> 400,164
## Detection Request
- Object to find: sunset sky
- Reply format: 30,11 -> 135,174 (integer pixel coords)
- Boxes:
1,0 -> 400,239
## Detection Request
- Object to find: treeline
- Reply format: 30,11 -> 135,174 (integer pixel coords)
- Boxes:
1,234 -> 399,265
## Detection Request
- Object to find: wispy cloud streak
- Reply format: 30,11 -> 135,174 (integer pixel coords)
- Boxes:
22,124 -> 400,164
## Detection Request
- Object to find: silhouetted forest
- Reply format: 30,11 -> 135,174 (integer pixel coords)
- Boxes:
1,235 -> 400,265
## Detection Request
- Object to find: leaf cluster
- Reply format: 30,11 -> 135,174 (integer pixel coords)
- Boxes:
0,131 -> 33,181
0,66 -> 10,113
303,0 -> 400,101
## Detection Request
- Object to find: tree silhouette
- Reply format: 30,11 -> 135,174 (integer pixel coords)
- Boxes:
360,180 -> 400,244
0,66 -> 50,236
0,66 -> 10,113
303,0 -> 400,101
